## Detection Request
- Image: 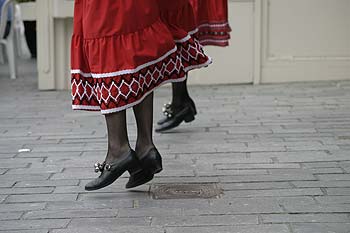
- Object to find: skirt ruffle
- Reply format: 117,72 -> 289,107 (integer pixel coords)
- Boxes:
190,0 -> 231,47
159,0 -> 212,72
71,48 -> 186,114
71,0 -> 210,114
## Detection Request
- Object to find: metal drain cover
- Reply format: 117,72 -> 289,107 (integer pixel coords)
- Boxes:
150,183 -> 223,200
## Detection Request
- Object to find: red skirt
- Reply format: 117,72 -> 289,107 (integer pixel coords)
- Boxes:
158,0 -> 211,72
190,0 -> 231,46
71,0 -> 209,114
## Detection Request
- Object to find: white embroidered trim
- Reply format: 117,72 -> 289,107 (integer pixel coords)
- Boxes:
71,46 -> 177,79
184,56 -> 212,72
72,75 -> 188,114
173,28 -> 198,43
200,39 -> 230,44
198,22 -> 230,29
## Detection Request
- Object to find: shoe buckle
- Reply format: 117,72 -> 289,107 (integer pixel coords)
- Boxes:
94,162 -> 106,173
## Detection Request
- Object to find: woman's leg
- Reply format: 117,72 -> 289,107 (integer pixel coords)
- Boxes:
171,77 -> 191,108
155,74 -> 197,132
85,110 -> 146,191
104,110 -> 131,163
133,93 -> 156,157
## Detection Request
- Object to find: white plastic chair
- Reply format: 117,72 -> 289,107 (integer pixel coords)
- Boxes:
0,0 -> 17,79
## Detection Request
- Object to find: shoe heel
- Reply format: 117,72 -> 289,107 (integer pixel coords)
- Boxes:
184,114 -> 195,123
127,152 -> 143,176
148,159 -> 163,174
142,150 -> 163,174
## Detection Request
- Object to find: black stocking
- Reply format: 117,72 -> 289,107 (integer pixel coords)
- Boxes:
104,111 -> 131,163
133,93 -> 155,158
171,74 -> 191,107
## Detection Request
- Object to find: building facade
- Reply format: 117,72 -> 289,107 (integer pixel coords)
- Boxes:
22,0 -> 350,90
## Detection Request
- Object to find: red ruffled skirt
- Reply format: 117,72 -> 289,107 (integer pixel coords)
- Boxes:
71,0 -> 210,114
190,0 -> 231,46
158,0 -> 212,71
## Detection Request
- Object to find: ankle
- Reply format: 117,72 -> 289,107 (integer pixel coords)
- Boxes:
172,97 -> 192,108
135,143 -> 155,159
106,144 -> 131,163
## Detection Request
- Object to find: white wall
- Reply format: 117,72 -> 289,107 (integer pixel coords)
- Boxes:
260,0 -> 350,83
25,0 -> 350,90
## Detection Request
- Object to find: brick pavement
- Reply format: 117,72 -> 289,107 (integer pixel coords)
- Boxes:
0,60 -> 350,232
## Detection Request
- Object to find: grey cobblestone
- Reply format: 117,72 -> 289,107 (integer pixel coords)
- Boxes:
1,230 -> 49,233
316,196 -> 350,204
51,226 -> 164,233
152,215 -> 259,226
222,188 -> 323,198
0,219 -> 70,231
23,209 -> 118,219
261,213 -> 350,223
292,181 -> 350,188
325,188 -> 350,195
14,179 -> 80,188
6,194 -> 78,203
0,187 -> 54,195
0,194 -> 7,203
1,62 -> 350,232
291,223 -> 350,233
0,203 -> 46,212
165,225 -> 291,233
0,211 -> 24,220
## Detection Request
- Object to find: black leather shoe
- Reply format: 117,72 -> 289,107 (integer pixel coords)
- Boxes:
125,148 -> 163,189
85,150 -> 142,191
155,101 -> 197,132
157,100 -> 197,126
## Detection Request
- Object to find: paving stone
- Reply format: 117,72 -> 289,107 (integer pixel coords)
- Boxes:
0,173 -> 51,183
118,207 -> 182,218
215,163 -> 301,170
1,230 -> 49,233
0,157 -> 44,165
0,181 -> 15,188
0,194 -> 7,203
152,215 -> 258,227
261,213 -> 350,223
308,168 -> 345,174
251,151 -> 349,163
49,169 -> 99,180
0,187 -> 54,195
78,192 -> 151,202
23,209 -> 118,219
221,182 -> 292,190
14,179 -> 80,188
6,194 -> 78,203
45,200 -> 132,210
291,223 -> 350,233
165,224 -> 290,233
316,196 -> 350,204
292,181 -> 350,188
325,188 -> 350,195
283,203 -> 350,213
2,63 -> 350,233
0,211 -> 23,220
6,167 -> 64,174
219,173 -> 317,183
222,188 -> 323,198
68,217 -> 150,228
197,168 -> 269,176
0,168 -> 8,174
51,226 -> 164,233
0,219 -> 70,231
317,174 -> 350,181
0,203 -> 46,212
183,199 -> 284,215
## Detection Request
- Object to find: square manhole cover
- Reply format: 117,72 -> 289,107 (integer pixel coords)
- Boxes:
150,183 -> 223,200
